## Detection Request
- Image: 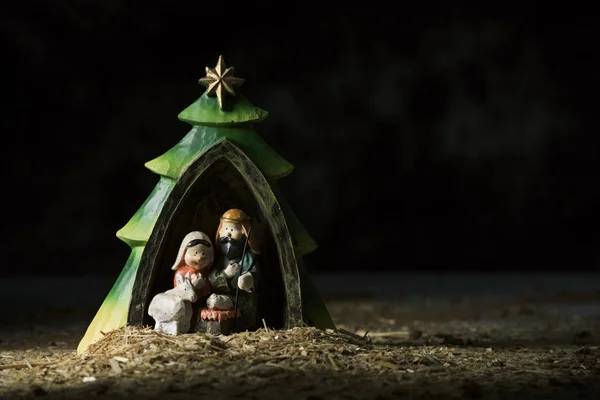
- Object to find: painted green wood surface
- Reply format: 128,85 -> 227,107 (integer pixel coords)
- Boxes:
297,257 -> 336,330
145,125 -> 294,181
178,93 -> 268,126
77,246 -> 143,354
116,177 -> 176,247
269,181 -> 318,256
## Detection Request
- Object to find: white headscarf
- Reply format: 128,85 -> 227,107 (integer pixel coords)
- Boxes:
171,231 -> 214,270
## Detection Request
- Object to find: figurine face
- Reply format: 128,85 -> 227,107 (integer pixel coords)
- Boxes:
219,221 -> 243,240
184,242 -> 213,270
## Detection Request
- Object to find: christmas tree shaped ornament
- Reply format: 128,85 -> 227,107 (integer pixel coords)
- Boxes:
77,55 -> 335,354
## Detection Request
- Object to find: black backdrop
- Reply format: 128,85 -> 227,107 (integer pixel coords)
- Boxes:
2,5 -> 599,277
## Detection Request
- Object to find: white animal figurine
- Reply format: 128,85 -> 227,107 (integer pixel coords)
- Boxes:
148,272 -> 199,335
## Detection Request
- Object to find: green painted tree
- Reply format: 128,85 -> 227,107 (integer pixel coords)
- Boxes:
78,56 -> 335,354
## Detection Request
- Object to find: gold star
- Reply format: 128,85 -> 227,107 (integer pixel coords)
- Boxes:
198,55 -> 245,110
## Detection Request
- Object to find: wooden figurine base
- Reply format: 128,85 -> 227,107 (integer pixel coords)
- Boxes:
195,319 -> 233,335
194,308 -> 240,335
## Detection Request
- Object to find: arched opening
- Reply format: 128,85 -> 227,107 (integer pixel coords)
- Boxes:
129,140 -> 302,332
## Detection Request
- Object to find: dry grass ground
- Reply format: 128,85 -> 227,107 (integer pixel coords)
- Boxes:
1,295 -> 599,399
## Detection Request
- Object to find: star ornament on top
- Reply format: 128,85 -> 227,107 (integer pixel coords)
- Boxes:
198,55 -> 245,110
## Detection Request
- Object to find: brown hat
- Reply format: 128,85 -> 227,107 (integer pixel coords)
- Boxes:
220,208 -> 250,224
216,208 -> 260,254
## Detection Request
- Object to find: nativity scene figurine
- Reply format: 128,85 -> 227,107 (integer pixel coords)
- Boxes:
76,55 -> 336,355
147,209 -> 261,336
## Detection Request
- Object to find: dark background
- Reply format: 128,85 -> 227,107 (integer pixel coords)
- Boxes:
2,5 -> 599,278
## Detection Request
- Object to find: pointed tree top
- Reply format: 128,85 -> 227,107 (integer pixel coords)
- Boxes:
198,55 -> 245,110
